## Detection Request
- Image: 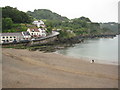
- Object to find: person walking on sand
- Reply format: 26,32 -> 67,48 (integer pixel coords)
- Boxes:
90,60 -> 95,63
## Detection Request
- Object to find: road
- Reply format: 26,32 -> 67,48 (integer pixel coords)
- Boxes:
32,31 -> 59,41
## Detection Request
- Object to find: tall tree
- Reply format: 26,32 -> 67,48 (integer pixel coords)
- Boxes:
2,18 -> 13,30
2,6 -> 33,23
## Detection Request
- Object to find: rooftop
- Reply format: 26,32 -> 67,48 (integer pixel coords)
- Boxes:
1,33 -> 23,36
22,31 -> 30,36
28,28 -> 40,32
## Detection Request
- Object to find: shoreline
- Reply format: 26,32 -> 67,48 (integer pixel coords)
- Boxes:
55,35 -> 118,66
54,51 -> 118,66
2,48 -> 118,88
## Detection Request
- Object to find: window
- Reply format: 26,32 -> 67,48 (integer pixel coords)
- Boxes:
2,40 -> 5,42
2,37 -> 5,38
14,36 -> 16,38
6,37 -> 8,38
10,36 -> 12,38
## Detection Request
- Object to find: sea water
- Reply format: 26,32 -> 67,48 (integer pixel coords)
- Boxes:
57,35 -> 119,65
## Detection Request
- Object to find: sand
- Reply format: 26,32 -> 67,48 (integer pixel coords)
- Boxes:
2,48 -> 118,88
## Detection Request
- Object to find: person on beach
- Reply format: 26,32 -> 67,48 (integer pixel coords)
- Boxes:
90,60 -> 95,63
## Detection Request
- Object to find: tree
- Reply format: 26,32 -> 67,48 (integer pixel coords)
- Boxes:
27,9 -> 69,21
2,6 -> 33,23
79,16 -> 91,22
46,26 -> 52,34
2,18 -> 13,30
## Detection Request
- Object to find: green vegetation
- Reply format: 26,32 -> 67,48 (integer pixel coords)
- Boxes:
2,18 -> 13,30
1,6 -> 117,39
2,6 -> 33,32
27,9 -> 69,21
2,6 -> 33,23
59,30 -> 76,39
118,24 -> 120,34
44,17 -> 115,39
2,23 -> 28,33
100,22 -> 118,34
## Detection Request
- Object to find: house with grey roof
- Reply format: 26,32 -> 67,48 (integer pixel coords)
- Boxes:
0,33 -> 24,44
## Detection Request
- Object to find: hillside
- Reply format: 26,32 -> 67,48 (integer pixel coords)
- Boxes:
100,22 -> 118,33
27,9 -> 69,21
1,6 -> 117,36
2,6 -> 33,23
2,6 -> 33,32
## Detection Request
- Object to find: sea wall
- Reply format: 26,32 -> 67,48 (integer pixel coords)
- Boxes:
2,35 -> 58,47
27,36 -> 58,46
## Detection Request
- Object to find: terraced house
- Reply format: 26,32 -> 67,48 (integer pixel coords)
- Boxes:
0,33 -> 24,44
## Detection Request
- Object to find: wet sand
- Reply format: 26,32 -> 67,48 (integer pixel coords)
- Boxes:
2,48 -> 118,88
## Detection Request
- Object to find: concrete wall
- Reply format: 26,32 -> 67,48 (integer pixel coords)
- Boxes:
28,36 -> 58,46
2,35 -> 58,47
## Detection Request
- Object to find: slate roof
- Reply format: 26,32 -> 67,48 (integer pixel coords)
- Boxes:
22,31 -> 30,36
28,28 -> 40,32
0,33 -> 23,36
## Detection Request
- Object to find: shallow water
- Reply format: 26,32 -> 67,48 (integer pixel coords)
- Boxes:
57,35 -> 119,65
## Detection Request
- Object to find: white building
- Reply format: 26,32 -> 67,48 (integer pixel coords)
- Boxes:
22,31 -> 31,40
0,33 -> 24,44
27,28 -> 46,38
38,28 -> 46,37
32,20 -> 45,28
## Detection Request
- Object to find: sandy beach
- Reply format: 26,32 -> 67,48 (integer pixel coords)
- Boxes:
2,48 -> 118,88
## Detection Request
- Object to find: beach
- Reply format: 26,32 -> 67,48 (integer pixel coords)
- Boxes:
2,48 -> 118,88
